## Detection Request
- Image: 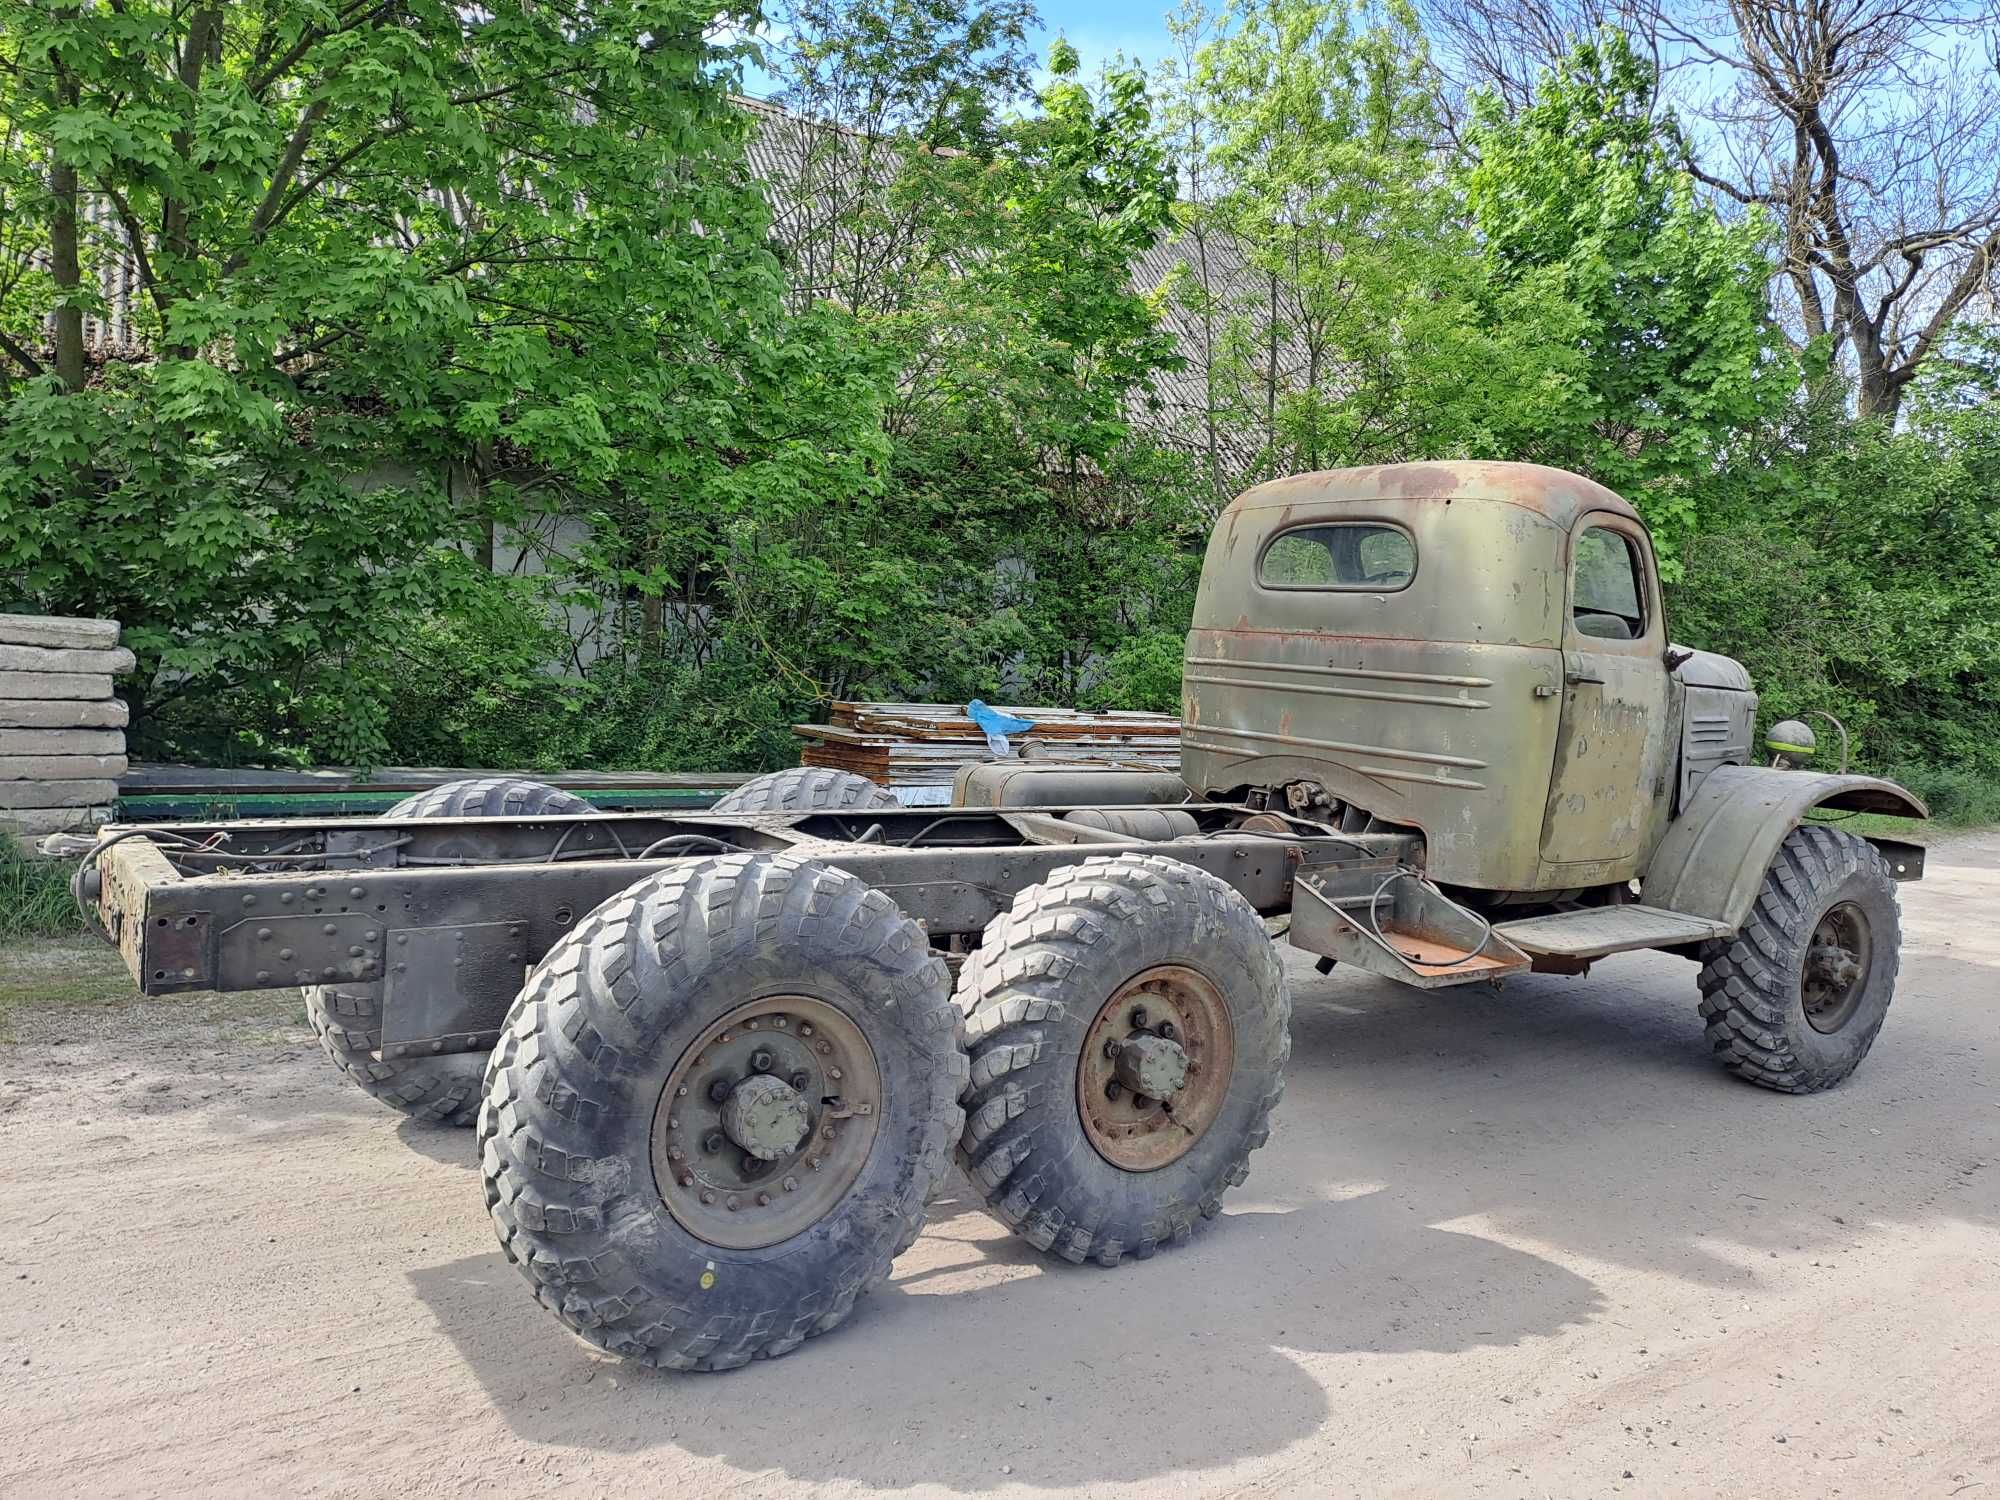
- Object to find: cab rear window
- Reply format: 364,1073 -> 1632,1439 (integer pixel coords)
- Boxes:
1259,523 -> 1416,591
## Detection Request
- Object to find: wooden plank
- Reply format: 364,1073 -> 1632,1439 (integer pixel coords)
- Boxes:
0,698 -> 128,728
0,614 -> 121,650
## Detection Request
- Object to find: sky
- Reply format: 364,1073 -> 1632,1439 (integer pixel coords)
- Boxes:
1035,1 -> 1179,80
736,1 -> 1182,103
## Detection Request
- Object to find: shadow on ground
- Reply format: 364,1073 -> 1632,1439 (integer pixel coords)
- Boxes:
403,924 -> 1998,1491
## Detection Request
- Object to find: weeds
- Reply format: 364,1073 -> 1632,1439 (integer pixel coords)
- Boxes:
0,841 -> 89,944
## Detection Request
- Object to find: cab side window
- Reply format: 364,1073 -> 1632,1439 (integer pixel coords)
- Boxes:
1572,527 -> 1646,640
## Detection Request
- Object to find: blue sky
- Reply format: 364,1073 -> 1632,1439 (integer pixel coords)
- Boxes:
1038,1 -> 1178,79
737,2 -> 1182,103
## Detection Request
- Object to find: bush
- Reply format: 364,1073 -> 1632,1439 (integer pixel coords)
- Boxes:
1882,763 -> 2000,828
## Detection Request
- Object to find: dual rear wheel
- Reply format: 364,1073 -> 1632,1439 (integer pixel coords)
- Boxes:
474,769 -> 1291,1366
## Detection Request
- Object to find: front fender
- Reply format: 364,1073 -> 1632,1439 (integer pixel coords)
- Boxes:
1640,766 -> 1928,929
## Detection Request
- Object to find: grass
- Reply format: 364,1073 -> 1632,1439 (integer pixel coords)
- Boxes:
0,841 -> 90,944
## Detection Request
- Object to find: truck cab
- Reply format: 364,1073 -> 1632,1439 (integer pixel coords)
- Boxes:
1184,462 -> 1782,898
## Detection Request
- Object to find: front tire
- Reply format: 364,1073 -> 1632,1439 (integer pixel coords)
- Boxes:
479,853 -> 967,1370
304,776 -> 592,1126
956,854 -> 1289,1265
1695,825 -> 1902,1093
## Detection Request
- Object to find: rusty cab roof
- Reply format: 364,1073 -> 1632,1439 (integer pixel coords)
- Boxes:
1222,461 -> 1644,533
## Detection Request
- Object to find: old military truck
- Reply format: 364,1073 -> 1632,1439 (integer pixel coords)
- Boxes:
78,461 -> 1926,1371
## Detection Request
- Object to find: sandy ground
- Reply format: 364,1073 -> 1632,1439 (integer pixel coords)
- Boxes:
1,834 -> 1996,1499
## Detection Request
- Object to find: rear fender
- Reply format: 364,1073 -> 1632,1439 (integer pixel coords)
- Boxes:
1640,766 -> 1927,929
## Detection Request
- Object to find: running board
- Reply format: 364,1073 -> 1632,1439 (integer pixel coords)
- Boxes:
1291,868 -> 1531,989
1493,904 -> 1730,960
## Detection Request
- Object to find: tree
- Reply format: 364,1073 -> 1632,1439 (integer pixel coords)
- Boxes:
0,0 -> 849,761
1459,29 -> 1787,543
1663,0 -> 2000,421
1419,0 -> 2000,421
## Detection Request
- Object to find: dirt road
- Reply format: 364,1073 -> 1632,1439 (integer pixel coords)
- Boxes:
2,833 -> 1996,1498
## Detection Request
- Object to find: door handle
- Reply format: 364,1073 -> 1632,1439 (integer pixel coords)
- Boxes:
1562,650 -> 1604,685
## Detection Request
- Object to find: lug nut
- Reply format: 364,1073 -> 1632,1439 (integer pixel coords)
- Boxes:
1103,1039 -> 1123,1059
700,1190 -> 717,1205
758,1193 -> 772,1206
702,1131 -> 725,1154
679,1172 -> 695,1187
783,1176 -> 798,1192
708,1078 -> 732,1103
799,1024 -> 813,1037
726,1197 -> 739,1212
667,1145 -> 684,1162
790,1070 -> 810,1090
1158,1021 -> 1176,1041
1131,1006 -> 1149,1029
750,1050 -> 773,1073
1106,1080 -> 1123,1101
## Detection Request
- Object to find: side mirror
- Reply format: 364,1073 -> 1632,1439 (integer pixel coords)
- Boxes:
1663,646 -> 1695,671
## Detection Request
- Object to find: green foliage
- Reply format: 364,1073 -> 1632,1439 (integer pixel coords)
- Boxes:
1,0 -> 862,765
0,0 -> 1990,824
1671,382 -> 2000,784
1459,31 -> 1787,554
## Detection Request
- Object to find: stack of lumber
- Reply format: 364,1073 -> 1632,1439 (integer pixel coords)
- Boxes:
0,615 -> 130,847
795,701 -> 1180,800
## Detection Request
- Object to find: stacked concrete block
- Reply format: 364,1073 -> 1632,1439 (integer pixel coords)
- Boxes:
0,615 -> 130,846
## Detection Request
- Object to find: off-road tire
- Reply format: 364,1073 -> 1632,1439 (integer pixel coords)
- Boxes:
707,766 -> 898,816
1695,825 -> 1901,1093
956,854 -> 1289,1265
478,853 -> 967,1370
304,776 -> 592,1126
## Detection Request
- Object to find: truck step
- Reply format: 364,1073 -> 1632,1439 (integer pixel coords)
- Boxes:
1494,904 -> 1731,960
1290,867 -> 1532,990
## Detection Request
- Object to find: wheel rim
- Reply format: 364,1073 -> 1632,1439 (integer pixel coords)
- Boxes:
1076,965 -> 1235,1172
1802,901 -> 1873,1034
650,995 -> 882,1250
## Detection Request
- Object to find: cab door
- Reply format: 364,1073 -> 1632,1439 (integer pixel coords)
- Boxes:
1539,513 -> 1672,870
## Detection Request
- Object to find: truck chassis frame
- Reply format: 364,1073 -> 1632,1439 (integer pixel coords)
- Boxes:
90,805 -> 1421,1056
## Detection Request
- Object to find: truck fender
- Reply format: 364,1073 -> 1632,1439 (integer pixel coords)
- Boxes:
1640,765 -> 1928,929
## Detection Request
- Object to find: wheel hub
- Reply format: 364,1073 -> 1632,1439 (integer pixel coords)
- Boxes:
721,1073 -> 812,1160
1801,901 -> 1872,1035
1077,965 -> 1234,1172
1111,1032 -> 1190,1099
650,995 -> 881,1249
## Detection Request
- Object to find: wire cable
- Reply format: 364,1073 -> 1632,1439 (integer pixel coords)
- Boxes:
1364,868 -> 1497,970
